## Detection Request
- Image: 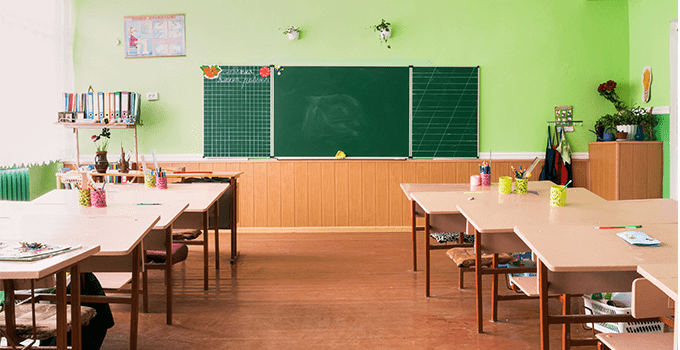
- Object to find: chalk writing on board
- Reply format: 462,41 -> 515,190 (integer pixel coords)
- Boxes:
217,69 -> 269,88
302,94 -> 366,144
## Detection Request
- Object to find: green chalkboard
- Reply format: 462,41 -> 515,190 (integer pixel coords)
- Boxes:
203,65 -> 271,158
273,66 -> 410,158
411,66 -> 479,158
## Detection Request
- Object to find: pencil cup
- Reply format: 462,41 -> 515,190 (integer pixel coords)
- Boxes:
91,189 -> 107,208
550,185 -> 566,207
145,173 -> 156,187
498,176 -> 513,194
480,173 -> 491,186
156,176 -> 168,190
78,189 -> 91,207
470,175 -> 481,187
514,178 -> 528,194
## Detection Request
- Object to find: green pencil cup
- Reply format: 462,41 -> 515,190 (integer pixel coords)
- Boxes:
498,176 -> 513,194
514,178 -> 528,194
550,185 -> 567,207
78,189 -> 91,207
145,173 -> 156,187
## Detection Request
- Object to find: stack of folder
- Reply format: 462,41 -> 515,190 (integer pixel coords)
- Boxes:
60,90 -> 141,124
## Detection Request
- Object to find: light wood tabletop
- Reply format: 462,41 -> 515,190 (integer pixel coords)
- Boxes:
637,263 -> 678,301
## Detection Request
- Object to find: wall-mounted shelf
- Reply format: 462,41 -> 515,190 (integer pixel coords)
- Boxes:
56,122 -> 138,168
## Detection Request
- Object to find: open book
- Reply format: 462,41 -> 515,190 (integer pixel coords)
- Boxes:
0,242 -> 82,262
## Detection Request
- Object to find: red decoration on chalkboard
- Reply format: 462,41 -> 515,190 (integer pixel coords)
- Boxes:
259,66 -> 271,78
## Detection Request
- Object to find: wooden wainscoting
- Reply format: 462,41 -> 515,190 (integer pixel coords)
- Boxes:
65,159 -> 589,228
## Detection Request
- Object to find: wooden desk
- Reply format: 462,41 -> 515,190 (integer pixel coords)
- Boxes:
514,223 -> 678,350
400,183 -> 478,293
413,183 -> 597,331
106,183 -> 229,290
0,208 -> 160,350
57,170 -> 243,266
32,189 -> 190,325
0,238 -> 99,350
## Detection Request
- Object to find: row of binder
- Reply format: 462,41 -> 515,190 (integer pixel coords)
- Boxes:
61,90 -> 141,124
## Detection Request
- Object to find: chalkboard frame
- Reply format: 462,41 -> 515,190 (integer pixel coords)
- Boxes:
203,65 -> 479,159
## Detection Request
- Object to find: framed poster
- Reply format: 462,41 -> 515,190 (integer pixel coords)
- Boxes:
124,14 -> 185,58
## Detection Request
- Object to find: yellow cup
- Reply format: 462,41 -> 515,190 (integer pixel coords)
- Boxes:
498,176 -> 513,194
145,173 -> 156,187
78,189 -> 91,207
514,178 -> 528,194
550,185 -> 567,207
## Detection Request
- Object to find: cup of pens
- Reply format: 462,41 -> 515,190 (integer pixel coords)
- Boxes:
91,189 -> 107,208
498,176 -> 513,194
479,162 -> 491,186
145,172 -> 156,187
156,174 -> 168,190
78,189 -> 91,207
550,185 -> 567,207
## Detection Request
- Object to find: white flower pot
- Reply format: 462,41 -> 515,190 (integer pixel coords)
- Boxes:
287,31 -> 299,40
380,27 -> 391,39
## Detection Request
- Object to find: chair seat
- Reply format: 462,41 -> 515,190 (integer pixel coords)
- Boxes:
146,243 -> 189,264
430,232 -> 474,244
446,248 -> 516,268
0,303 -> 96,340
172,229 -> 202,241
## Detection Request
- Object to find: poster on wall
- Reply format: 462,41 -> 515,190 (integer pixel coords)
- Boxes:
124,14 -> 185,58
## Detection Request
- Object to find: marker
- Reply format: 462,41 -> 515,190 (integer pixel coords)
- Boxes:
595,225 -> 642,229
138,203 -> 162,205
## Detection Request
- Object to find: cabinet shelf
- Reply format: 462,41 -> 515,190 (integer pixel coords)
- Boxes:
57,122 -> 138,168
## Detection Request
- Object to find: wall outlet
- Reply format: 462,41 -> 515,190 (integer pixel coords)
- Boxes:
147,92 -> 159,101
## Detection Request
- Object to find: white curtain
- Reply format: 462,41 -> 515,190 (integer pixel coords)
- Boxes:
0,0 -> 74,168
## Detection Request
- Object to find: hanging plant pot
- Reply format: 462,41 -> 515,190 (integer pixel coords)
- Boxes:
380,27 -> 391,40
287,30 -> 299,40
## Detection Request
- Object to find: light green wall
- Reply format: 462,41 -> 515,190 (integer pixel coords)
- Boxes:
72,0 -> 671,156
628,0 -> 676,108
29,161 -> 63,200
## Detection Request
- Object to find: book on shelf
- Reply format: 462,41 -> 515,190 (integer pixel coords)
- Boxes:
59,90 -> 141,125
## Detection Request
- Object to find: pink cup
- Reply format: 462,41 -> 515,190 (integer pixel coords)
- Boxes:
91,189 -> 107,208
480,173 -> 491,186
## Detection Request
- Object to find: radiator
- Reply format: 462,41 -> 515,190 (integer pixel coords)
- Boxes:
0,168 -> 30,201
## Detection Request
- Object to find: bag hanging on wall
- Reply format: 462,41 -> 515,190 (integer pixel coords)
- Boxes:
539,126 -> 558,183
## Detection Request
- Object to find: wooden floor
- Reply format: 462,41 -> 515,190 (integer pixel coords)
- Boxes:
101,230 -> 598,349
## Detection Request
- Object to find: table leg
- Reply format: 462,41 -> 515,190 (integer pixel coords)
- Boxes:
539,259 -> 550,350
1,280 -> 21,347
491,253 -> 499,322
203,210 -> 209,291
473,221 -> 484,333
458,231 -> 464,288
70,264 -> 82,350
214,200 -> 220,270
411,201 -> 417,272
562,294 -> 571,350
424,213 -> 431,297
165,226 -> 173,325
56,271 -> 67,350
130,245 -> 140,350
231,177 -> 238,263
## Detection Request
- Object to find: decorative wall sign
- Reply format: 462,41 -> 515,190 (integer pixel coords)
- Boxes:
124,14 -> 185,58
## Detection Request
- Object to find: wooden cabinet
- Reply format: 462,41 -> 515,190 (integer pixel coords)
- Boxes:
588,141 -> 663,200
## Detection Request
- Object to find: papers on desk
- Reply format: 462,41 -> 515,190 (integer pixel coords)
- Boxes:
0,242 -> 82,261
616,231 -> 661,247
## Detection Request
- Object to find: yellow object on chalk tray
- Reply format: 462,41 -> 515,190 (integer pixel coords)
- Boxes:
335,150 -> 346,159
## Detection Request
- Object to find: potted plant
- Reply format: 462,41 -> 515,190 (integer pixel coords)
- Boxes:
91,127 -> 111,173
372,19 -> 392,49
282,26 -> 300,40
638,108 -> 659,141
593,114 -> 617,141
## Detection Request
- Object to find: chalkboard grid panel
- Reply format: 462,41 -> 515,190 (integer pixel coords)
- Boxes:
204,65 -> 271,158
411,66 -> 479,158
